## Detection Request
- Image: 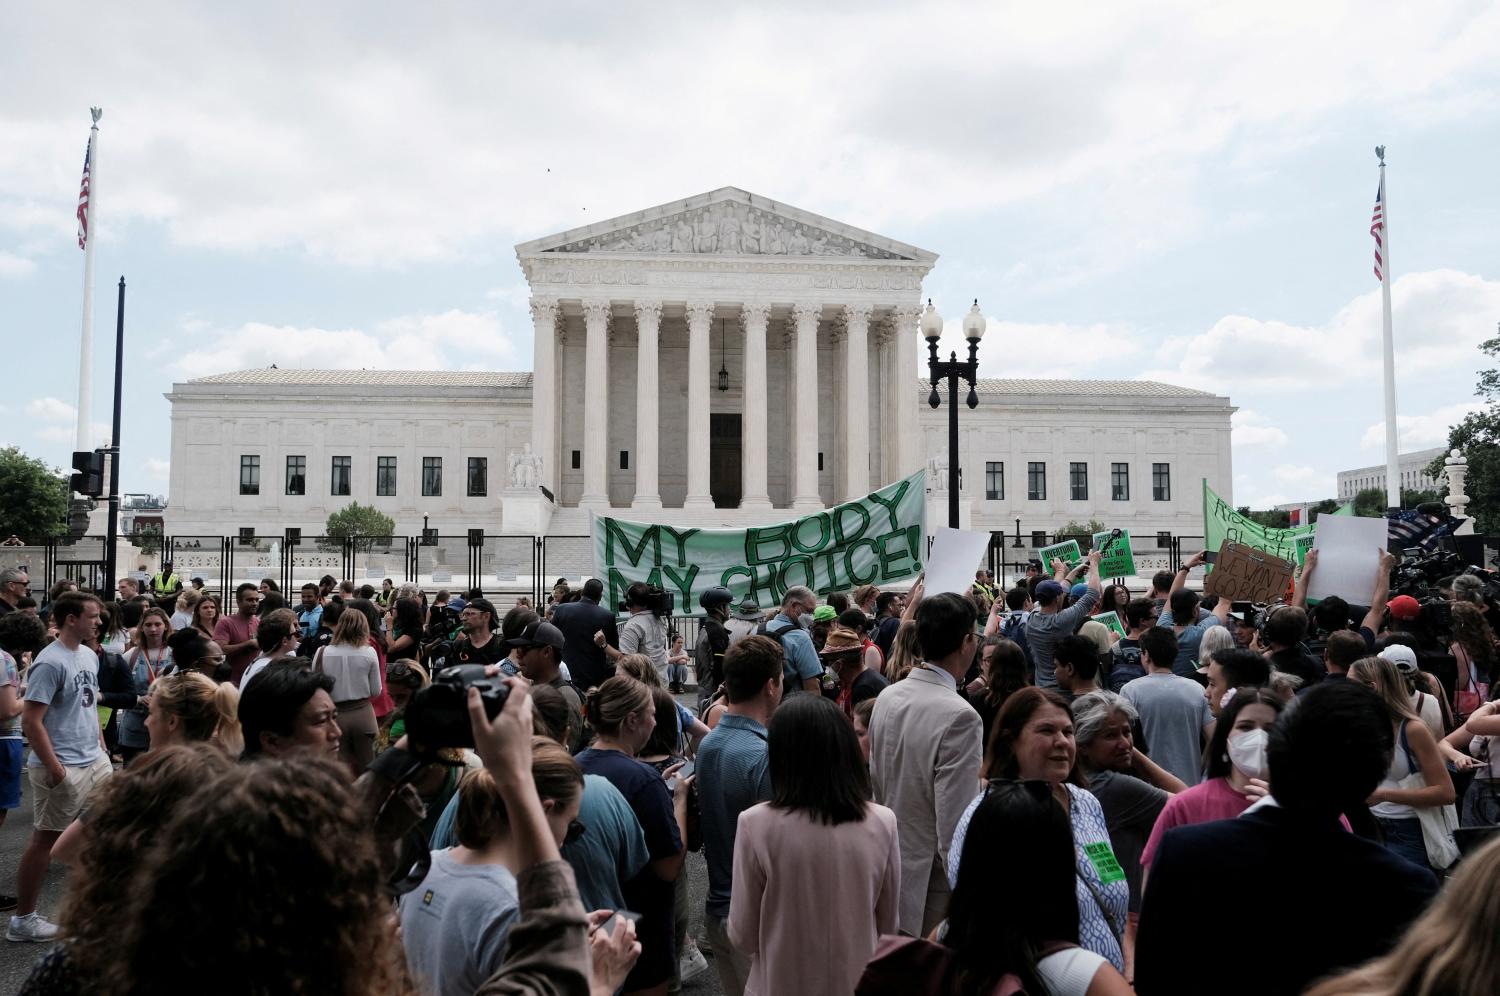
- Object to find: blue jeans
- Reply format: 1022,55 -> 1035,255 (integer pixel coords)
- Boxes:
1377,816 -> 1429,869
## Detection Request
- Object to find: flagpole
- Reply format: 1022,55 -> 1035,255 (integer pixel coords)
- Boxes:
75,107 -> 102,451
1376,146 -> 1401,513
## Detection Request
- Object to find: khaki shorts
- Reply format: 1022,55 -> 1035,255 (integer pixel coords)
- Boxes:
30,755 -> 113,832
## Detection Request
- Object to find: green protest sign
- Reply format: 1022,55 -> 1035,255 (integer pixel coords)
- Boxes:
1094,610 -> 1126,639
1294,533 -> 1315,567
1038,539 -> 1082,568
1202,481 -> 1311,563
591,471 -> 927,614
1092,529 -> 1136,579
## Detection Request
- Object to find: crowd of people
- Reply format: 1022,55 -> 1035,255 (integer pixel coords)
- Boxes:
2,546 -> 1500,994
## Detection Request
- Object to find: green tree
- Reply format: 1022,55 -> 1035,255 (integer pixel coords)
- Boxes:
1308,499 -> 1341,522
1237,506 -> 1292,529
1431,326 -> 1500,532
1055,519 -> 1108,552
0,447 -> 69,541
324,503 -> 396,552
132,524 -> 163,556
1353,487 -> 1388,518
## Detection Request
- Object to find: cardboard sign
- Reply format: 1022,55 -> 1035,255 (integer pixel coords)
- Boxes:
1039,539 -> 1082,568
1204,541 -> 1295,603
1094,610 -> 1127,638
1092,529 -> 1137,579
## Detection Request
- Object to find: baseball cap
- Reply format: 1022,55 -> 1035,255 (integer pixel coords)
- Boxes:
813,605 -> 838,623
1378,643 -> 1419,675
504,620 -> 566,652
1069,582 -> 1090,601
1386,595 -> 1422,621
1035,580 -> 1066,602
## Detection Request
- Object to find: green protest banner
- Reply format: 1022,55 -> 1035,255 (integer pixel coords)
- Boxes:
1038,539 -> 1082,568
591,471 -> 927,614
1202,481 -> 1311,563
1094,610 -> 1126,639
1092,529 -> 1136,579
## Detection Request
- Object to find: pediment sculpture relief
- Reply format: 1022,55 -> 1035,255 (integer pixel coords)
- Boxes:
545,202 -> 907,259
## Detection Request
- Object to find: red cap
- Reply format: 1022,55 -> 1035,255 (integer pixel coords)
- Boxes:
1386,595 -> 1422,621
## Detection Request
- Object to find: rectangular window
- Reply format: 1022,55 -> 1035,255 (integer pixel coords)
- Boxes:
620,451 -> 629,471
571,450 -> 581,470
1069,462 -> 1088,501
239,455 -> 260,496
985,461 -> 1004,501
1028,462 -> 1046,501
377,456 -> 397,497
331,456 -> 351,496
1111,463 -> 1129,501
422,457 -> 442,497
467,457 -> 487,497
284,455 -> 305,496
1153,463 -> 1171,502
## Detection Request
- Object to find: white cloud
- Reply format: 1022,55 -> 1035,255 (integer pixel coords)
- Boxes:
1360,402 -> 1481,451
1231,409 -> 1288,449
1141,270 -> 1500,395
2,4 -> 1496,265
960,316 -> 1143,380
0,252 -> 34,278
26,396 -> 76,422
37,421 -> 110,446
169,308 -> 524,380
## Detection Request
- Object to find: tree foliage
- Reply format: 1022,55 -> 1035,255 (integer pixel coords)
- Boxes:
1431,327 -> 1500,533
1054,519 -> 1108,551
0,447 -> 69,541
324,503 -> 396,552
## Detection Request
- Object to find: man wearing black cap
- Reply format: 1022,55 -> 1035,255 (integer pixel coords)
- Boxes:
507,619 -> 584,752
550,578 -> 617,692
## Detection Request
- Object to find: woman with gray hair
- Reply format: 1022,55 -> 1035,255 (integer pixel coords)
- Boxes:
1073,690 -> 1185,977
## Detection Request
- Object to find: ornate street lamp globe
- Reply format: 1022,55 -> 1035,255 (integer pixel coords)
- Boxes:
963,299 -> 987,341
920,299 -> 945,341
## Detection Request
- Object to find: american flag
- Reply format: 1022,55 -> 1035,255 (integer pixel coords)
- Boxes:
1370,177 -> 1385,282
1387,509 -> 1457,552
76,141 -> 91,250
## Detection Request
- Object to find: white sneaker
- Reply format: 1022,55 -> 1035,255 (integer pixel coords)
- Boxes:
678,940 -> 710,983
6,913 -> 59,942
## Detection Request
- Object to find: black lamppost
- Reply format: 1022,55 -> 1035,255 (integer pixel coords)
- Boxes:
924,299 -> 987,529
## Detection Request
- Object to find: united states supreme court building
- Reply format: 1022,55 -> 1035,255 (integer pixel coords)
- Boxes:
165,187 -> 1234,547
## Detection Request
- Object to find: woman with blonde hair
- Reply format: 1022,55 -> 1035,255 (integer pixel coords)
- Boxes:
1198,625 -> 1234,669
313,605 -> 383,775
169,588 -> 199,631
1348,655 -> 1456,870
577,676 -> 691,995
617,653 -> 709,753
146,670 -> 244,757
882,620 -> 919,683
1307,833 -> 1500,996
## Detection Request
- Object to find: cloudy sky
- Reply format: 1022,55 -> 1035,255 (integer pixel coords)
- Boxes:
3,2 -> 1498,507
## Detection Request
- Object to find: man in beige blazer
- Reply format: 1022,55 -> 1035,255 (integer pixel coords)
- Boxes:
869,591 -> 984,936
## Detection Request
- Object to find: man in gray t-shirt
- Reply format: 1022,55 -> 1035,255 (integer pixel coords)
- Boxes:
12,594 -> 112,942
398,849 -> 520,996
1121,627 -> 1213,786
1026,551 -> 1102,688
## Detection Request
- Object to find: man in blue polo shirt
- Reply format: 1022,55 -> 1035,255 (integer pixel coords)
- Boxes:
695,635 -> 784,996
761,586 -> 821,694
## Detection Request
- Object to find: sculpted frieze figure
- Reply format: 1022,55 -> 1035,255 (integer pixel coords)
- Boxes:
546,202 -> 905,259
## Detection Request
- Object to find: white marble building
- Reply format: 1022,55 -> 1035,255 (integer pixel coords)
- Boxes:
164,187 -> 1234,542
1336,447 -> 1445,501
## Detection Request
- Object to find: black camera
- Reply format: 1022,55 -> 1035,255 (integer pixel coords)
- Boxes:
402,664 -> 509,749
619,583 -> 674,617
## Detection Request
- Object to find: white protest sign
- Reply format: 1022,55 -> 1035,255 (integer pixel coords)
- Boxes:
925,527 -> 992,597
1305,514 -> 1389,604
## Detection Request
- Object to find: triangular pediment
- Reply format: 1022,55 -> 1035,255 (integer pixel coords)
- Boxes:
514,187 -> 936,263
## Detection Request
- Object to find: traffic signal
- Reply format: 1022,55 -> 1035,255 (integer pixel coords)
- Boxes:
70,450 -> 104,498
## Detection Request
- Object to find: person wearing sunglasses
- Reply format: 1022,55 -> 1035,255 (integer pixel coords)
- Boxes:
947,686 -> 1129,973
398,737 -> 584,996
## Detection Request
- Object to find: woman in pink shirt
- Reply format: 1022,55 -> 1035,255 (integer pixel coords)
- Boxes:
1141,688 -> 1283,873
730,693 -> 900,996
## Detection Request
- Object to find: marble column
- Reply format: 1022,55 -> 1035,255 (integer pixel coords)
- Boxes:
843,304 -> 872,500
528,296 -> 559,497
579,299 -> 611,509
632,300 -> 663,510
684,300 -> 716,509
740,302 -> 772,510
892,304 -> 923,479
791,302 -> 822,510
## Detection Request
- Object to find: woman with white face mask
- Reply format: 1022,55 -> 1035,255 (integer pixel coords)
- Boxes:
1140,689 -> 1283,881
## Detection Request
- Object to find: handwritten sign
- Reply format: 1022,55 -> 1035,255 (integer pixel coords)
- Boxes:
1092,529 -> 1137,579
1203,541 -> 1295,603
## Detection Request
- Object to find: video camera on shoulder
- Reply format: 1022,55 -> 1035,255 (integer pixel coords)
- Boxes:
620,582 -> 674,617
402,664 -> 509,749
